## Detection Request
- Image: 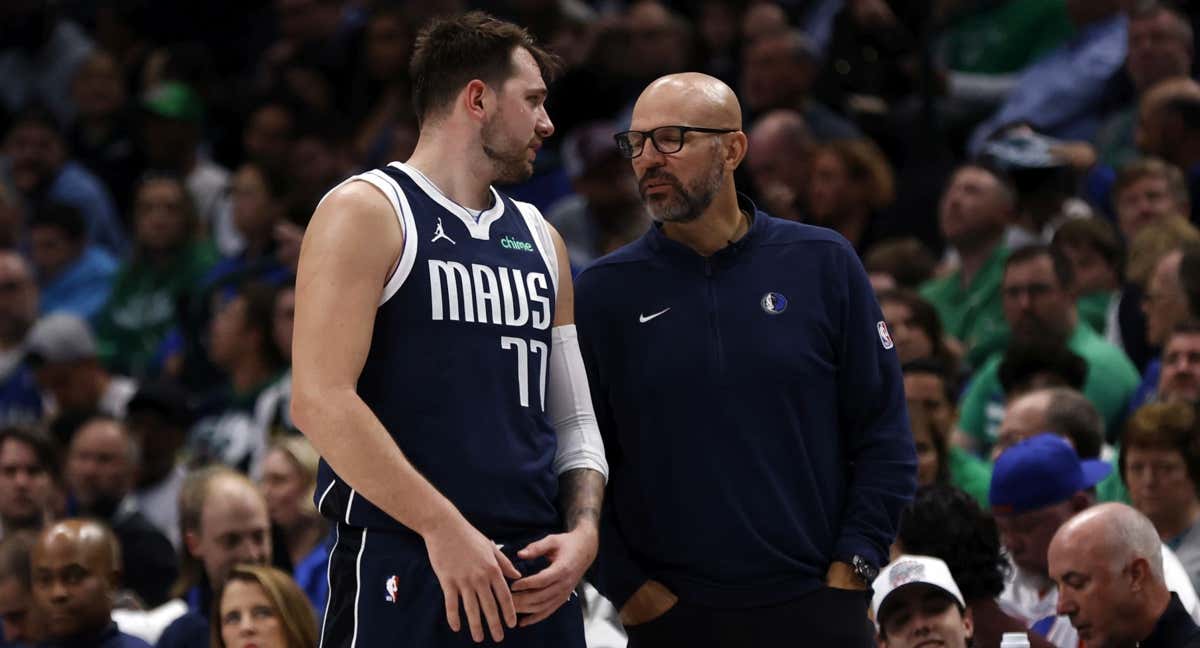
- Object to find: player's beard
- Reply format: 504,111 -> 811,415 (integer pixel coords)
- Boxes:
640,155 -> 725,224
481,112 -> 535,185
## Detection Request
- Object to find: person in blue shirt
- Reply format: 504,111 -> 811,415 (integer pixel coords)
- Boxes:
968,0 -> 1127,154
3,106 -> 127,258
30,519 -> 151,648
27,203 -> 118,322
576,72 -> 916,646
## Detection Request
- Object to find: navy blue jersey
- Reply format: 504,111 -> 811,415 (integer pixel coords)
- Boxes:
313,162 -> 562,541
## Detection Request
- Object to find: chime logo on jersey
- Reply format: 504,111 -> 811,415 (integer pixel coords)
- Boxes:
761,292 -> 787,315
385,575 -> 399,603
428,260 -> 552,330
877,321 -> 894,349
500,235 -> 534,252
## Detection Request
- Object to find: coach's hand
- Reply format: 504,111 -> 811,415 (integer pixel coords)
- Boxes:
510,525 -> 599,626
826,561 -> 869,591
619,580 -> 677,626
424,516 -> 522,643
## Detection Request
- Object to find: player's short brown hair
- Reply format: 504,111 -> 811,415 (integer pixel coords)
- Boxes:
409,11 -> 560,126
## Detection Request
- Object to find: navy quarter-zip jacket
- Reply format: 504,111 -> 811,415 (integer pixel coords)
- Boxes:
575,198 -> 917,610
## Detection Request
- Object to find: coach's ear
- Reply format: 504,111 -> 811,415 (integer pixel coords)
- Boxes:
725,130 -> 748,170
463,79 -> 491,122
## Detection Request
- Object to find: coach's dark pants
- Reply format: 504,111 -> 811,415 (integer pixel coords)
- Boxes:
625,586 -> 875,648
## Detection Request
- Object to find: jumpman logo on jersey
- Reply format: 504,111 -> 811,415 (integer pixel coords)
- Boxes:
431,217 -> 456,245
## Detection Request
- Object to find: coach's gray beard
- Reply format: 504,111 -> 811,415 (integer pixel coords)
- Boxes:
642,158 -> 725,224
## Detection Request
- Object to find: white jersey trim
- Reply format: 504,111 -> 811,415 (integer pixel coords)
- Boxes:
364,169 -> 419,306
350,528 -> 367,648
345,489 -> 356,525
313,171 -> 418,308
317,522 -> 340,648
513,199 -> 559,297
390,161 -> 505,241
316,480 -> 336,515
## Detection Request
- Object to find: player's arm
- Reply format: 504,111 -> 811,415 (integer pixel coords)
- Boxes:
290,182 -> 520,643
512,222 -> 608,626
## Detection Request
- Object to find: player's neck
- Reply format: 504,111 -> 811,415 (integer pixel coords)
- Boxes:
406,132 -> 494,211
661,188 -> 748,257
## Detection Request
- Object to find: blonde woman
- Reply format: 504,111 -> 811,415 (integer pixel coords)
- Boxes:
805,138 -> 896,255
212,565 -> 317,648
260,436 -> 329,612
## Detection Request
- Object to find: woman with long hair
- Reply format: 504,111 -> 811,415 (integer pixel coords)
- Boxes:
261,436 -> 329,612
212,565 -> 317,648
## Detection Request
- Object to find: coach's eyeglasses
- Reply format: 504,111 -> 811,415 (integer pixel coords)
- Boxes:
614,125 -> 739,159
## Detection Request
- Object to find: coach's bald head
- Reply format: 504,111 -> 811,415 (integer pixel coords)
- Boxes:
627,73 -> 748,227
632,73 -> 743,133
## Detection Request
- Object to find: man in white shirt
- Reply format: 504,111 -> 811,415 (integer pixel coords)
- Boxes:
24,313 -> 135,420
991,434 -> 1200,647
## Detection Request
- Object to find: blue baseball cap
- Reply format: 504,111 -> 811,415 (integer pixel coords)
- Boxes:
989,433 -> 1111,515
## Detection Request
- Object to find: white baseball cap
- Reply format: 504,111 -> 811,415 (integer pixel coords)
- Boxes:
871,555 -> 965,627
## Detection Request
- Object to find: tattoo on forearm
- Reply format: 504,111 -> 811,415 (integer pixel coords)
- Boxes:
561,468 -> 605,532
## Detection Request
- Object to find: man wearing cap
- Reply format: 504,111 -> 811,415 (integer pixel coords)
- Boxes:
872,555 -> 973,648
25,313 -> 136,421
127,381 -> 191,549
992,433 -> 1200,647
140,81 -> 235,255
1050,503 -> 1200,648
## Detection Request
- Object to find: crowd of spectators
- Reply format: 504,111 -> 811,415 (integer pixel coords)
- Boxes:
8,0 -> 1200,645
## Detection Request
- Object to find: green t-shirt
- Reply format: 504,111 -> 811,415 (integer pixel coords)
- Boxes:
95,242 -> 219,377
940,0 -> 1074,74
1076,290 -> 1115,338
1095,107 -> 1138,169
956,321 -> 1141,454
1096,445 -> 1129,504
920,245 -> 1009,369
948,446 -> 993,508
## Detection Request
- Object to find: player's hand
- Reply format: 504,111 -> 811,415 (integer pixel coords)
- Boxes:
510,526 -> 598,626
423,516 -> 522,643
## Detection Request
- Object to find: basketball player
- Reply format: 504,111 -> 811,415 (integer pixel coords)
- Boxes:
290,12 -> 608,648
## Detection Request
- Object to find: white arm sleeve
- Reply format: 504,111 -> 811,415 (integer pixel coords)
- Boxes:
548,324 -> 609,481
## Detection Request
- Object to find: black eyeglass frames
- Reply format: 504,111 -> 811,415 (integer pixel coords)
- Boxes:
613,125 -> 739,159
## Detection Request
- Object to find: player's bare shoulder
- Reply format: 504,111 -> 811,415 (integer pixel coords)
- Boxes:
300,176 -> 405,285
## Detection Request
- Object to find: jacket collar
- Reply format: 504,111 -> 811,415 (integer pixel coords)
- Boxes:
645,192 -> 764,265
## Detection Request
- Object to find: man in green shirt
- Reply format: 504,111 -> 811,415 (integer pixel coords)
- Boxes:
921,164 -> 1014,368
957,245 -> 1140,455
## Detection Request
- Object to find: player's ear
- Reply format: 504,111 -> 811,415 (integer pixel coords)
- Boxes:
463,80 -> 489,121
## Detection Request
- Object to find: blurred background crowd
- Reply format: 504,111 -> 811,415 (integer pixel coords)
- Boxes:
3,0 -> 1200,646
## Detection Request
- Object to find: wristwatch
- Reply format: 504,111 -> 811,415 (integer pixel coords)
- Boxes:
851,555 -> 879,586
